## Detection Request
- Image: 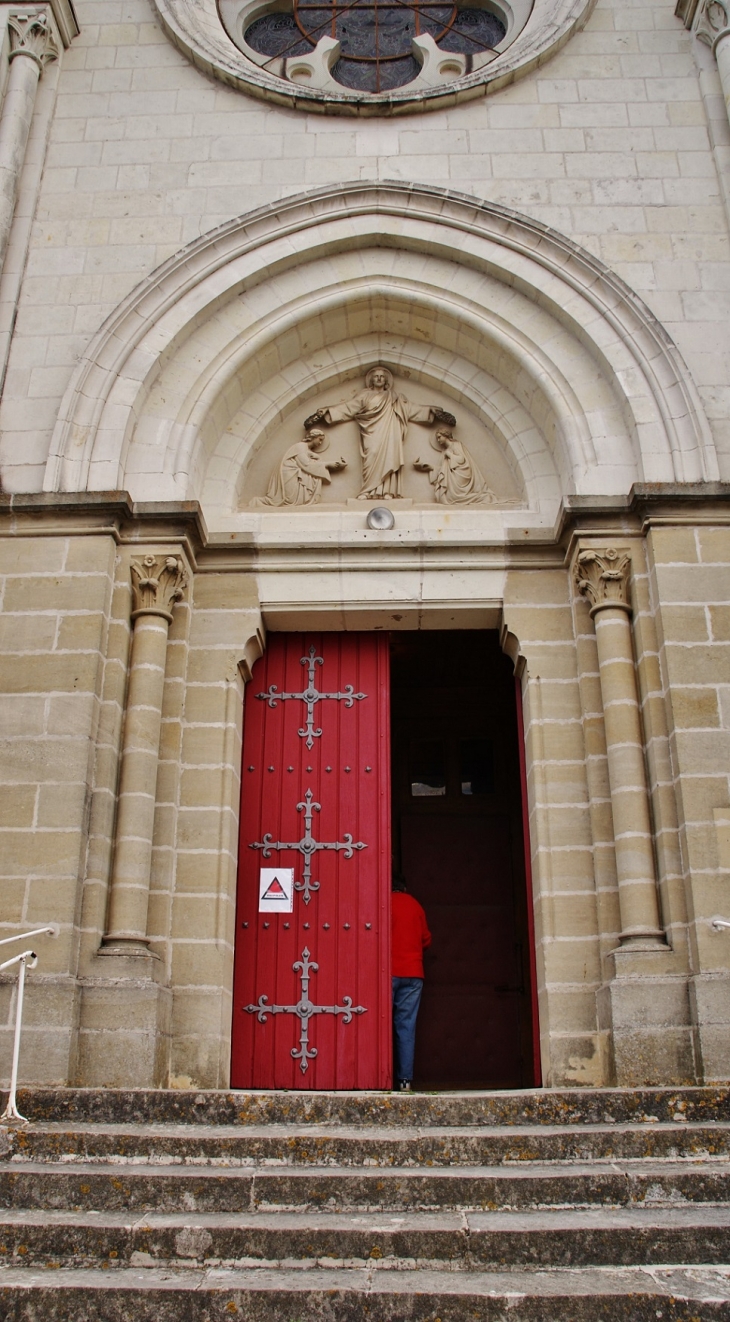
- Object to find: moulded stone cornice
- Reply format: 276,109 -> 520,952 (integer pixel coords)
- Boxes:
42,182 -> 718,510
47,0 -> 77,46
675,0 -> 702,26
152,0 -> 596,117
0,491 -> 207,562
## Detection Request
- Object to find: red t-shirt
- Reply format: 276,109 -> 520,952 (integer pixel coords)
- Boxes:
391,892 -> 432,978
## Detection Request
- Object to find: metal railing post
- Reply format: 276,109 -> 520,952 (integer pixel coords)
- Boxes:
0,926 -> 57,1125
0,951 -> 37,1123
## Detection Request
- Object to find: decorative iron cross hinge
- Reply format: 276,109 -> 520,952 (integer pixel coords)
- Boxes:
257,645 -> 366,748
244,947 -> 366,1074
250,788 -> 366,904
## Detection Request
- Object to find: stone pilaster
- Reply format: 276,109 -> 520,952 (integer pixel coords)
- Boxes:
574,546 -> 694,1085
694,1 -> 730,128
101,554 -> 188,955
574,549 -> 665,949
0,10 -> 57,277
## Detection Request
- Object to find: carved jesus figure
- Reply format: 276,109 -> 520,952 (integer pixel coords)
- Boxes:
304,367 -> 456,500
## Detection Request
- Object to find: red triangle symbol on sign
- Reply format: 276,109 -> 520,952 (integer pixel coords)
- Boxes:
263,876 -> 287,898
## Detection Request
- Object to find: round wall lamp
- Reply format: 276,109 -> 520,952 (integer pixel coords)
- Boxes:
366,507 -> 395,530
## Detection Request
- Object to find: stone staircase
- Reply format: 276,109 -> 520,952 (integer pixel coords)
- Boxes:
1,1086 -> 729,1319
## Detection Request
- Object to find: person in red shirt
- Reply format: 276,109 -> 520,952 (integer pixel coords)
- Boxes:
391,875 -> 432,1091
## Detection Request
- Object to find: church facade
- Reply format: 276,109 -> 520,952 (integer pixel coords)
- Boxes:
1,0 -> 729,1094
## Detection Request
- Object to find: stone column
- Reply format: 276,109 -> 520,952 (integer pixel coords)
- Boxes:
102,554 -> 188,956
575,548 -> 665,949
0,10 -> 58,276
694,1 -> 730,122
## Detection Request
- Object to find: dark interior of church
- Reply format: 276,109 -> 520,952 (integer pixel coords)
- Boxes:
390,630 -> 538,1090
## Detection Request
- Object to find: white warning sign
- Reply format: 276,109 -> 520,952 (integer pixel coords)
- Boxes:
258,867 -> 295,913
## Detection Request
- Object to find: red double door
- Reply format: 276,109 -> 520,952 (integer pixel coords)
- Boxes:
231,633 -> 391,1090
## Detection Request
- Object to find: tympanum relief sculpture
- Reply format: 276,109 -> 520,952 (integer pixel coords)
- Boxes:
243,367 -> 520,508
303,366 -> 455,500
251,430 -> 347,507
414,428 -> 497,506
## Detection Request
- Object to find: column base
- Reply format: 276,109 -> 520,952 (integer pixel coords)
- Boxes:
598,947 -> 696,1086
76,955 -> 171,1088
98,938 -> 158,959
689,972 -> 730,1083
617,930 -> 667,950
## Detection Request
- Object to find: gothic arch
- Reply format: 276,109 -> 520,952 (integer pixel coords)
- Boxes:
43,181 -> 718,525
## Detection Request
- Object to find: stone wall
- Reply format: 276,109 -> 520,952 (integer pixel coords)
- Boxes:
0,0 -> 729,1092
648,520 -> 730,1080
0,514 -> 117,1084
2,493 -> 728,1091
0,0 -> 729,491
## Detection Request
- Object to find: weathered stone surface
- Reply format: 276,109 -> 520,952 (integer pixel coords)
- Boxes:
3,1160 -> 730,1215
6,1086 -> 730,1128
1,1264 -> 730,1321
0,1206 -> 729,1270
1,1087 -> 728,1316
8,1119 -> 730,1167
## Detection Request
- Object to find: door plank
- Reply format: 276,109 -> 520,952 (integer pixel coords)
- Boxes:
231,633 -> 391,1090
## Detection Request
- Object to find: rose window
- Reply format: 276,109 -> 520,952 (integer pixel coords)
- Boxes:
244,0 -> 506,93
154,0 -> 584,112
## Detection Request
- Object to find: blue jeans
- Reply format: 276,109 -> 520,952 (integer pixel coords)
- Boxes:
392,976 -> 423,1083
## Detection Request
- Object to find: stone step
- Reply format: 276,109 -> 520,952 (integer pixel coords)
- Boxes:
2,1160 -> 729,1213
12,1120 -> 730,1164
1,1263 -> 729,1320
1,1205 -> 729,1271
7,1120 -> 730,1167
7,1085 -> 730,1128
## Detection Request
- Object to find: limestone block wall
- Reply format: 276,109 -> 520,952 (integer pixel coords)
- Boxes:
647,519 -> 730,1080
1,495 -> 729,1091
504,567 -> 607,1088
168,571 -> 261,1089
0,0 -> 729,1093
568,528 -> 696,1086
0,0 -> 729,494
0,513 -> 117,1085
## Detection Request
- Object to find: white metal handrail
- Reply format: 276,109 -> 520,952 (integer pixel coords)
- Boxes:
0,925 -> 58,949
711,916 -> 730,932
0,926 -> 57,1125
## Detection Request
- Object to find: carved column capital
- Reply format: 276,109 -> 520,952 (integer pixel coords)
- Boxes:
8,10 -> 59,69
693,0 -> 730,50
130,554 -> 187,623
574,548 -> 632,618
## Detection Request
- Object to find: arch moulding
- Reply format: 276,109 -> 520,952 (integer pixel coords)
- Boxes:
42,181 -> 718,519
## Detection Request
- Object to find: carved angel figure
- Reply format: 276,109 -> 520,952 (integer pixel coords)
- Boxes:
251,430 -> 346,507
414,429 -> 497,506
304,366 -> 456,501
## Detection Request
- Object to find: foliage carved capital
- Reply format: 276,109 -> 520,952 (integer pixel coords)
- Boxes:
574,548 -> 632,618
693,0 -> 730,48
8,10 -> 59,68
130,554 -> 188,624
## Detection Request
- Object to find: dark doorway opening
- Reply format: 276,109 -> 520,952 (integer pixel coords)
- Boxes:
390,631 -> 538,1090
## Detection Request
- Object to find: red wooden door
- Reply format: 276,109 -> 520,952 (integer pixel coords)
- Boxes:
231,633 -> 391,1090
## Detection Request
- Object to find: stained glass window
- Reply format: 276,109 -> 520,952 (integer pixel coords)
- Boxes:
245,0 -> 506,93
